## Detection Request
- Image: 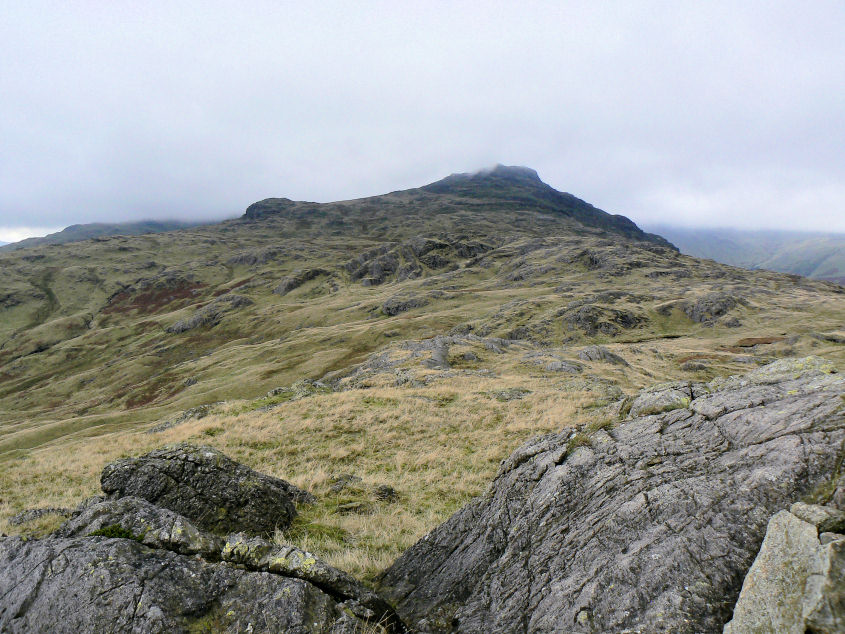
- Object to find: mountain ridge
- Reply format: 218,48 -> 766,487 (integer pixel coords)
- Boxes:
644,224 -> 845,284
243,165 -> 675,249
0,219 -> 207,251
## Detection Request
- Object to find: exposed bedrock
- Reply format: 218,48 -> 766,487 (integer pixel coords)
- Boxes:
100,442 -> 314,536
378,357 -> 845,633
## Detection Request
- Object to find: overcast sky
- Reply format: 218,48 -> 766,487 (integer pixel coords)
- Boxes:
1,1 -> 844,242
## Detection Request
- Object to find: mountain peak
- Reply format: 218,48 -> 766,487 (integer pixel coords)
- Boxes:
477,164 -> 542,182
424,164 -> 545,192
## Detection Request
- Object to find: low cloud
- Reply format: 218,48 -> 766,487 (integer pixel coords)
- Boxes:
1,2 -> 844,233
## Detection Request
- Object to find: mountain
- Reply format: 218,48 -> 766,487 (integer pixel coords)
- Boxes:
0,219 -> 205,251
645,224 -> 845,284
1,165 -> 843,602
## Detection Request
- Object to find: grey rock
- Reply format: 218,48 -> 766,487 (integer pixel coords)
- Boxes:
683,291 -> 744,324
273,268 -> 330,295
724,510 -> 822,633
490,387 -> 531,402
680,360 -> 710,371
221,533 -> 405,630
578,344 -> 629,366
56,496 -> 225,558
627,382 -> 693,417
101,443 -> 314,536
0,536 -> 364,633
329,473 -> 363,493
724,509 -> 845,634
544,360 -> 583,373
378,358 -> 845,633
382,293 -> 430,316
8,507 -> 72,526
423,336 -> 451,369
790,502 -> 845,534
166,294 -> 253,334
374,485 -> 399,502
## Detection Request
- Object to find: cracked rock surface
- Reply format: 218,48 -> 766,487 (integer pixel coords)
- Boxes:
0,536 -> 355,633
100,442 -> 315,536
0,444 -> 404,633
378,357 -> 845,633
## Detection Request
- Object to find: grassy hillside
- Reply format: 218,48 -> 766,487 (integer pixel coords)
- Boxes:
645,224 -> 845,283
0,219 -> 207,252
2,165 -> 844,579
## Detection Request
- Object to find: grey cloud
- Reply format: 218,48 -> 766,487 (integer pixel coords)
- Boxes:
1,1 -> 844,234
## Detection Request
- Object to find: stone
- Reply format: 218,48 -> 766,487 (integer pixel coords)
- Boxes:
55,496 -> 225,558
578,344 -> 629,366
725,509 -> 845,634
544,360 -> 583,373
627,382 -> 693,417
378,358 -> 845,632
374,485 -> 398,502
724,511 -> 822,633
8,506 -> 72,526
100,443 -> 315,536
791,502 -> 845,534
0,536 -> 366,633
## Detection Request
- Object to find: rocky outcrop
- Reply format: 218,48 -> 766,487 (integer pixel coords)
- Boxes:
578,344 -> 629,365
627,381 -> 703,417
100,443 -> 315,536
0,444 -> 404,633
724,503 -> 845,633
273,267 -> 330,295
0,536 -> 363,633
378,357 -> 844,632
166,293 -> 253,333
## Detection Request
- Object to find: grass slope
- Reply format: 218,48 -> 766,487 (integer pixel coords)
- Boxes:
1,166 -> 844,580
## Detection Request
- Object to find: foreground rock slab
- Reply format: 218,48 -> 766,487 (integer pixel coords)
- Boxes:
0,536 -> 359,633
724,503 -> 845,634
379,357 -> 845,632
100,442 -> 314,535
1,447 -> 405,632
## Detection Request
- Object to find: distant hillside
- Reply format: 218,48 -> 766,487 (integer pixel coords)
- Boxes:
645,225 -> 845,284
0,220 -> 204,251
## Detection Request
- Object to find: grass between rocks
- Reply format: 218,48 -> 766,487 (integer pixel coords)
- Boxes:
1,189 -> 844,584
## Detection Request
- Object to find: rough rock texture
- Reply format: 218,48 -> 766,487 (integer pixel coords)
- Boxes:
578,344 -> 629,366
273,268 -> 330,295
379,357 -> 845,633
0,536 -> 360,633
100,443 -> 314,536
627,381 -> 704,418
724,504 -> 845,633
166,294 -> 253,333
55,496 -> 225,557
0,447 -> 405,632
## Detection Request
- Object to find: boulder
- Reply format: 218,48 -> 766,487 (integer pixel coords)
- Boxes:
55,496 -> 225,558
627,381 -> 702,417
0,536 -> 365,633
578,344 -> 629,366
378,358 -> 844,632
100,443 -> 314,536
724,504 -> 845,633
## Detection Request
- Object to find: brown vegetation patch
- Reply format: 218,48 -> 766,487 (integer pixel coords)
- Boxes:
103,283 -> 205,315
733,336 -> 785,347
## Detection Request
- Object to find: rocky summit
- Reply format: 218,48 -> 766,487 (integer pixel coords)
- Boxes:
1,167 -> 845,632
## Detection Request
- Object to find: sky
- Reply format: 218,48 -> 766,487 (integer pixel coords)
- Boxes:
1,1 -> 844,242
